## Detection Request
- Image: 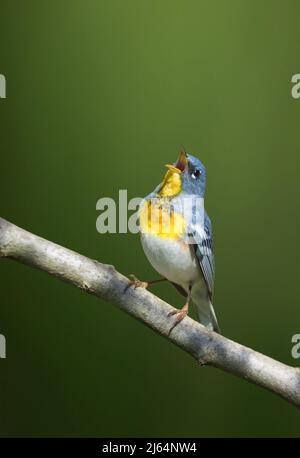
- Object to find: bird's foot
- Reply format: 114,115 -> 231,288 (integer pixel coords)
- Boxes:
124,275 -> 167,292
168,302 -> 189,335
124,274 -> 148,292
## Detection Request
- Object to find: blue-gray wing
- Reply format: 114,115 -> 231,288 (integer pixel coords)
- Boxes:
188,213 -> 214,300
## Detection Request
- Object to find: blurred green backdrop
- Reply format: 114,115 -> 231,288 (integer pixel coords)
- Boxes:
0,0 -> 299,437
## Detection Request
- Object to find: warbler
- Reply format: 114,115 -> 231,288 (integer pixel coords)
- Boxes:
128,148 -> 219,334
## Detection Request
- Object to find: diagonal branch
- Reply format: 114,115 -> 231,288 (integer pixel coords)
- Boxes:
0,217 -> 299,408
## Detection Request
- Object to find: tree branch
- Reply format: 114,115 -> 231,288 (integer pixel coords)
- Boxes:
0,217 -> 299,408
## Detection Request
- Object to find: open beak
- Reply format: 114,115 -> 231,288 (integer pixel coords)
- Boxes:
165,148 -> 188,173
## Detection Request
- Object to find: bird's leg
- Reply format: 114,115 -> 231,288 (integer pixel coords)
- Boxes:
124,274 -> 167,292
168,285 -> 192,335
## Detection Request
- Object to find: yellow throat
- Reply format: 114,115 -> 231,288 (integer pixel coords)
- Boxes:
139,154 -> 187,239
157,165 -> 182,197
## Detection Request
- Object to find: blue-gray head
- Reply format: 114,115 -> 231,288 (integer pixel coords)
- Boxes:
157,148 -> 207,198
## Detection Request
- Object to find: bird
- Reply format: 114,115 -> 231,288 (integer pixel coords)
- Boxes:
127,148 -> 220,335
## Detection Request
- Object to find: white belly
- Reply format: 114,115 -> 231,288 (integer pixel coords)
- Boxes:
140,233 -> 200,291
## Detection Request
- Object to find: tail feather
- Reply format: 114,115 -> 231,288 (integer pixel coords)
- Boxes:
193,298 -> 220,333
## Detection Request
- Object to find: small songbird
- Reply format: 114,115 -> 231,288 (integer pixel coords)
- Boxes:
128,148 -> 220,334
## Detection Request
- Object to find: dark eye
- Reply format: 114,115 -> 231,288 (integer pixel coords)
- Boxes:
191,169 -> 201,179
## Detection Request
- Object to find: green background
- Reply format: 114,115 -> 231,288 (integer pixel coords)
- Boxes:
0,0 -> 299,437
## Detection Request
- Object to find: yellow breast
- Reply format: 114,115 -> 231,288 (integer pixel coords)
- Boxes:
139,200 -> 185,239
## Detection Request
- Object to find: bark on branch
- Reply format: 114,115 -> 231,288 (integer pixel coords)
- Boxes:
0,217 -> 299,408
